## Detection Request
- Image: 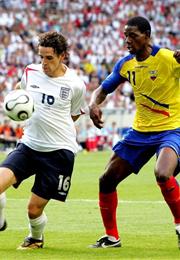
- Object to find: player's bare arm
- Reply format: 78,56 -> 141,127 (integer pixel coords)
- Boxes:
89,86 -> 107,129
173,50 -> 180,63
15,82 -> 21,89
71,115 -> 80,122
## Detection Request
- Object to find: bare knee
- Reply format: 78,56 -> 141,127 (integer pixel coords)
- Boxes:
27,203 -> 43,219
99,172 -> 122,193
154,167 -> 170,182
155,147 -> 178,182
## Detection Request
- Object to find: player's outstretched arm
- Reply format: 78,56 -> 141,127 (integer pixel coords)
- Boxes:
15,82 -> 21,89
173,50 -> 180,63
89,86 -> 107,129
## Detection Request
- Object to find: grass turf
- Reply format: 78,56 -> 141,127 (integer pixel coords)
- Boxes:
0,150 -> 179,259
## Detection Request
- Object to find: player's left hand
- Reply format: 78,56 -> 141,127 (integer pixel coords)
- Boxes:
173,50 -> 180,63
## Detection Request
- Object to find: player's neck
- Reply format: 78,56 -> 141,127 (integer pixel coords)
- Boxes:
50,64 -> 67,78
136,45 -> 152,61
56,64 -> 67,77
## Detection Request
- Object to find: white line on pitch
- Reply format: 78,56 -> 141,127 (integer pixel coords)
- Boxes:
7,198 -> 165,204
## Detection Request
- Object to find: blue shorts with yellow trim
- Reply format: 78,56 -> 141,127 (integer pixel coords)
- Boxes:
113,128 -> 180,174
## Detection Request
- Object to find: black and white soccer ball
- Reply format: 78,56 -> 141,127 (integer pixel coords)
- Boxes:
3,89 -> 34,121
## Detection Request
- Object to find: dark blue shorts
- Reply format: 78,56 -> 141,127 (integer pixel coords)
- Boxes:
1,143 -> 75,201
113,128 -> 180,174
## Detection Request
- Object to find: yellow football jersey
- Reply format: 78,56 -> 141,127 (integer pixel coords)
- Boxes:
102,46 -> 180,132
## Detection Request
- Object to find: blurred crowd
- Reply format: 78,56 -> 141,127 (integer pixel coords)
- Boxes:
0,0 -> 179,107
0,119 -> 23,151
0,0 -> 179,150
76,120 -> 131,152
0,117 -> 128,152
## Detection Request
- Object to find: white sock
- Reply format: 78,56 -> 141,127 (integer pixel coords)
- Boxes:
28,212 -> 48,240
0,193 -> 6,228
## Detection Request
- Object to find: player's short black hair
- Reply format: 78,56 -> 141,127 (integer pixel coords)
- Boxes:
38,31 -> 69,56
126,16 -> 151,37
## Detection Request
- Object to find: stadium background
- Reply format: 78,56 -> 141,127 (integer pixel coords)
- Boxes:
0,0 -> 179,151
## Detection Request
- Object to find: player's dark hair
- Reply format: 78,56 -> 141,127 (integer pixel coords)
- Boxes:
38,31 -> 69,56
126,16 -> 151,37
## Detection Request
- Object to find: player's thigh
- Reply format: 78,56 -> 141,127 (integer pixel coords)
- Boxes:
99,153 -> 133,193
0,143 -> 35,187
155,128 -> 180,179
155,147 -> 178,179
104,153 -> 133,182
32,149 -> 75,202
0,167 -> 17,192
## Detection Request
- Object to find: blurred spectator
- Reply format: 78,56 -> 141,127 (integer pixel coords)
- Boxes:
107,121 -> 120,147
76,124 -> 87,151
0,119 -> 16,150
96,127 -> 109,151
15,124 -> 23,139
0,119 -> 15,138
85,123 -> 97,151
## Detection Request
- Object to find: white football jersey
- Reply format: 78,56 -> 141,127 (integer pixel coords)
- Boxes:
20,63 -> 87,153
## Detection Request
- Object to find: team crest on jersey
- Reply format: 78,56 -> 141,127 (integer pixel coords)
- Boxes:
60,87 -> 70,100
149,70 -> 157,81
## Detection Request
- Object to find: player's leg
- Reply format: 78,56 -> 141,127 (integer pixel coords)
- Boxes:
90,129 -> 156,248
17,193 -> 48,250
90,153 -> 133,248
173,163 -> 180,247
0,167 -> 17,231
0,167 -> 17,192
18,148 -> 74,249
0,192 -> 7,231
155,147 -> 180,248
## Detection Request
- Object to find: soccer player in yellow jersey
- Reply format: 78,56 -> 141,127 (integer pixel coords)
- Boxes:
89,16 -> 180,248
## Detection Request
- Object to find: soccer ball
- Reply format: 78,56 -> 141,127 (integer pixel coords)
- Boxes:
3,89 -> 34,121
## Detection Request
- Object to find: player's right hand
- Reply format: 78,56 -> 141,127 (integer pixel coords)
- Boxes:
89,104 -> 104,129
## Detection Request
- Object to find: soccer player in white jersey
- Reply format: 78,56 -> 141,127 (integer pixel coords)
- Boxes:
0,31 -> 87,249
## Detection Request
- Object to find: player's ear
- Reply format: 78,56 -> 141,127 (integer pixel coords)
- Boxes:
145,30 -> 151,38
59,51 -> 66,62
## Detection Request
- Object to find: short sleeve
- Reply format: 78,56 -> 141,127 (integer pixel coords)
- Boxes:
71,81 -> 87,116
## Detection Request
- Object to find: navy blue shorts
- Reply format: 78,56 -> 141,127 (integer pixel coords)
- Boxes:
113,128 -> 180,174
1,143 -> 75,201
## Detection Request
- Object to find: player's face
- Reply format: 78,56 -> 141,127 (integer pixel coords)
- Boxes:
124,25 -> 149,55
38,46 -> 65,77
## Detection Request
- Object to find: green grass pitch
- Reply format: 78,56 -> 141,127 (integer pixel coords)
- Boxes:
0,150 -> 179,259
